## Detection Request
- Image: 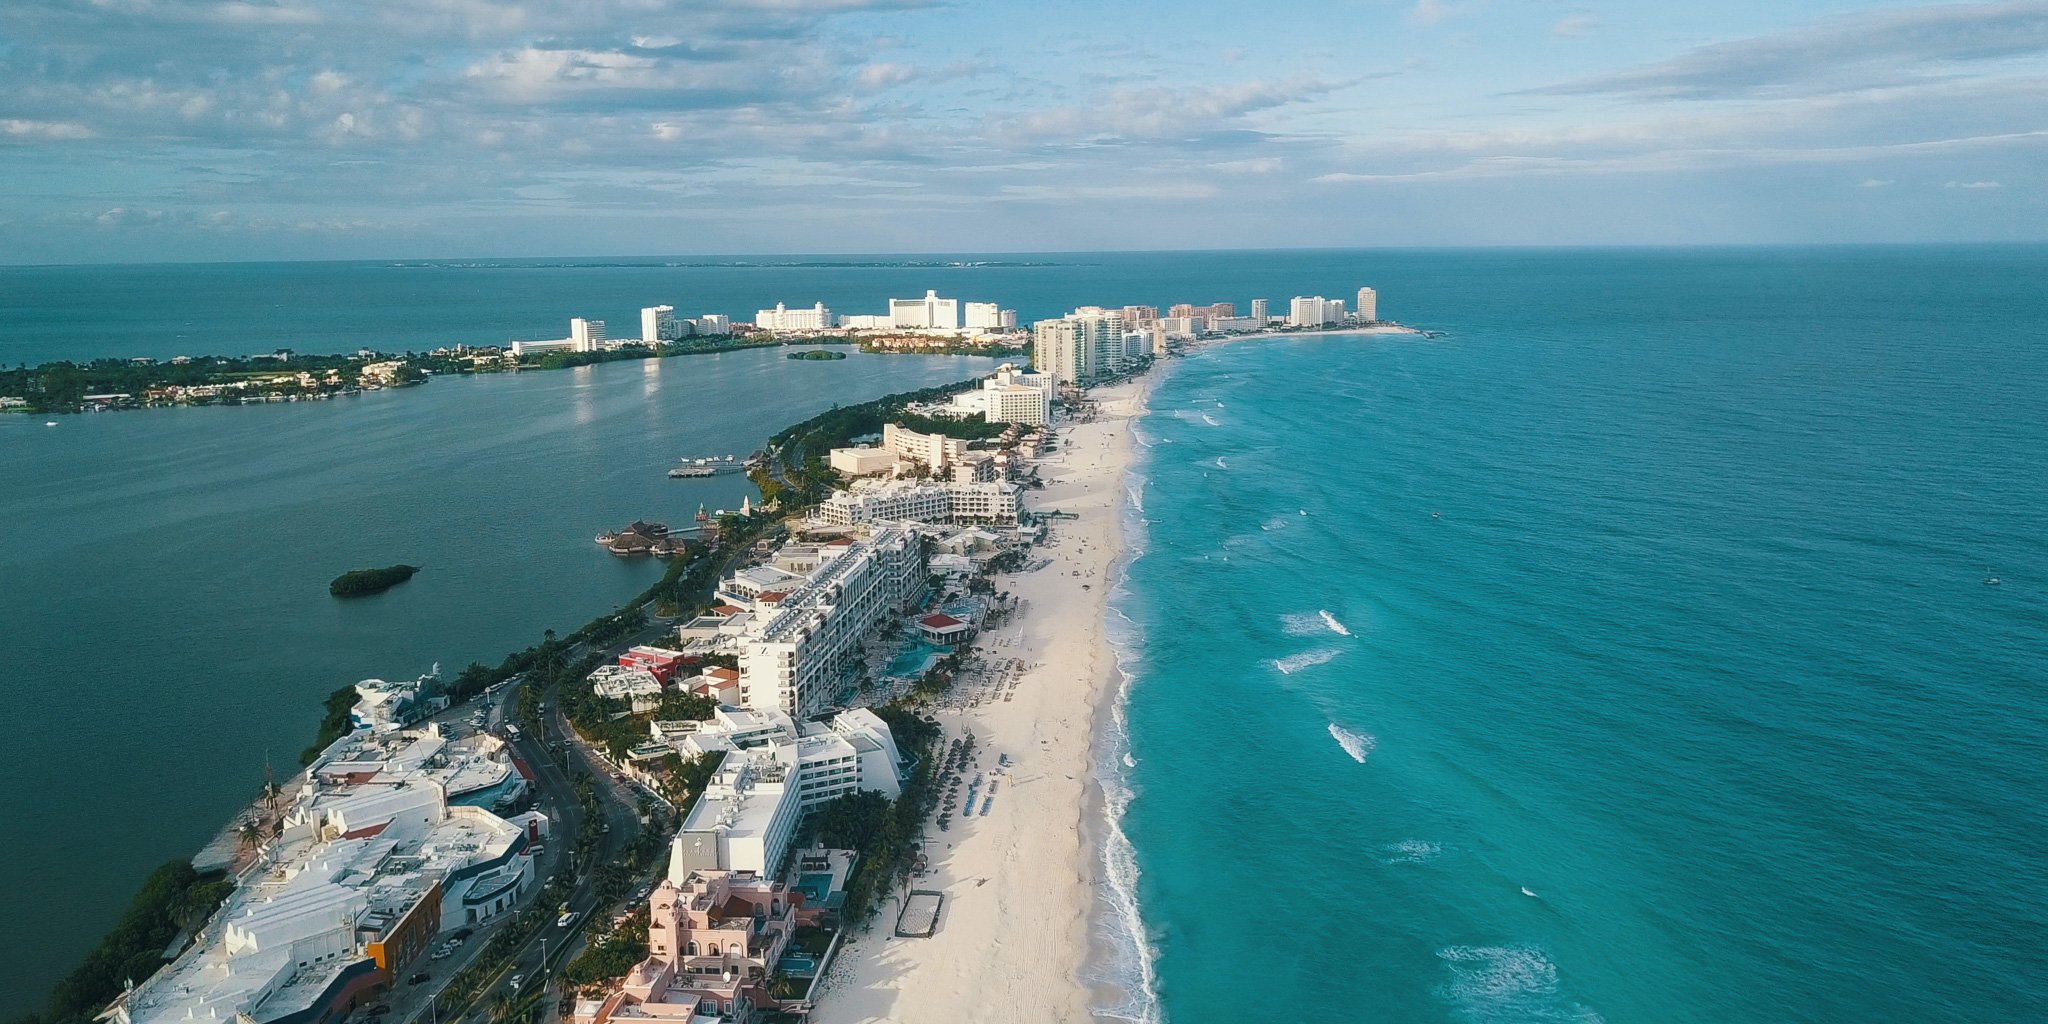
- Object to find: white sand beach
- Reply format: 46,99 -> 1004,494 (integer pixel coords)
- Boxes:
810,376 -> 1152,1024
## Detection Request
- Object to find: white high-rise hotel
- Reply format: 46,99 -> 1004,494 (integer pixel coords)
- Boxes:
755,302 -> 833,331
570,317 -> 606,350
1032,307 -> 1143,386
736,527 -> 925,719
1356,287 -> 1377,322
641,305 -> 678,343
890,290 -> 961,330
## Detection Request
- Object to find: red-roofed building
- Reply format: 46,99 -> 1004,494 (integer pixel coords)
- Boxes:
918,612 -> 973,643
621,645 -> 688,684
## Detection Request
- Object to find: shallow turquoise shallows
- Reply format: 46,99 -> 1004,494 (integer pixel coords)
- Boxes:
1109,249 -> 2048,1024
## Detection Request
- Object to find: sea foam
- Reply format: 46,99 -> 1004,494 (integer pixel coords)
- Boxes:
1381,839 -> 1443,865
1328,723 -> 1377,763
1273,648 -> 1341,675
1438,945 -> 1604,1024
1319,610 -> 1352,636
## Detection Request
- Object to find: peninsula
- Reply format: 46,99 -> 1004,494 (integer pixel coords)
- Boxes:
26,282 -> 1410,1024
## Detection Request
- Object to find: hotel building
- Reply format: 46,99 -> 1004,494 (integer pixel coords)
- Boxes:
1356,287 -> 1377,321
754,302 -> 833,332
1288,296 -> 1346,327
570,872 -> 798,1024
889,290 -> 961,331
734,527 -> 925,720
642,305 -> 680,343
945,363 -> 1053,425
817,479 -> 1021,528
108,728 -> 546,1024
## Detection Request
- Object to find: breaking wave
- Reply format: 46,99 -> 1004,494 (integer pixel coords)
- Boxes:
1328,723 -> 1376,763
1273,648 -> 1342,675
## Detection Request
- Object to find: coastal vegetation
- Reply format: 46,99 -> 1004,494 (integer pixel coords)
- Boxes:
787,349 -> 848,360
300,683 -> 362,765
8,860 -> 233,1024
808,704 -> 941,922
757,376 -> 988,506
891,410 -> 1008,441
328,564 -> 419,597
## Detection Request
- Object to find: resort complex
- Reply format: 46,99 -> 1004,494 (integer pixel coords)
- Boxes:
62,285 -> 1392,1024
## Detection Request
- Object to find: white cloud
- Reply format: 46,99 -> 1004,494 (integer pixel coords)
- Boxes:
1858,178 -> 1894,187
0,119 -> 97,140
1552,15 -> 1598,39
1945,179 -> 2003,188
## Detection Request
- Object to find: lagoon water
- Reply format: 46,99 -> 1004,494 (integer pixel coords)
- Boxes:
1111,249 -> 2048,1023
4,248 -> 2046,1022
0,346 -> 997,1011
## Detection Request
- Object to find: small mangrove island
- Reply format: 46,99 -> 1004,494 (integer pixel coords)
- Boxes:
328,564 -> 420,597
786,349 -> 848,360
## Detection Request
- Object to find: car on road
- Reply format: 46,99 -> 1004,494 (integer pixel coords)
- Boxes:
408,972 -> 430,985
508,974 -> 525,992
558,909 -> 578,929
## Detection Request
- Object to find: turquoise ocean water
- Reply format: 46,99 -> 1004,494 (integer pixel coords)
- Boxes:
3,249 -> 2044,1021
1107,250 -> 2048,1023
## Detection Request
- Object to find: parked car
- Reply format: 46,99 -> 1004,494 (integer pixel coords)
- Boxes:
408,973 -> 430,985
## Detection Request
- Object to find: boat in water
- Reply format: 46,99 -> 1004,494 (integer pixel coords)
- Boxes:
669,455 -> 743,479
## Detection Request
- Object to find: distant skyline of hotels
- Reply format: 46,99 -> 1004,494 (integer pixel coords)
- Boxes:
325,283 -> 1383,376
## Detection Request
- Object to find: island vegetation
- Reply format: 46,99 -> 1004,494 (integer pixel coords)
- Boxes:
9,860 -> 234,1024
328,564 -> 420,597
786,349 -> 848,361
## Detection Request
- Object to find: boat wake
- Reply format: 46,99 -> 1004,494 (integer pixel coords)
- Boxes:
1200,413 -> 1221,427
1273,648 -> 1341,675
1318,610 -> 1352,636
1328,723 -> 1376,763
1260,514 -> 1291,532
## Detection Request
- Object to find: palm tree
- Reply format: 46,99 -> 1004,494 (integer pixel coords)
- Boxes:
236,820 -> 263,851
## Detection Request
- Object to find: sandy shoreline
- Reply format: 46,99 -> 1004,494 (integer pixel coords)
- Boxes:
810,374 -> 1156,1024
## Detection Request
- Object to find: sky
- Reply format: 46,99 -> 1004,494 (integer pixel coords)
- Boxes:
1,0 -> 2045,263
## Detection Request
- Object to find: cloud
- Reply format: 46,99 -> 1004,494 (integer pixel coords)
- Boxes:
1,118 -> 97,140
1858,178 -> 1894,187
1945,179 -> 2003,188
1552,15 -> 1598,39
1210,157 -> 1284,174
997,77 -> 1348,142
1409,0 -> 1455,28
1535,1 -> 2048,99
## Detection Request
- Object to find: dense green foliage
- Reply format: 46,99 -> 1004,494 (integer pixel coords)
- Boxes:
891,411 -> 1008,440
299,683 -> 362,764
786,349 -> 848,361
808,702 -> 942,922
9,861 -> 233,1024
328,563 -> 419,597
764,377 -> 985,505
562,910 -> 649,985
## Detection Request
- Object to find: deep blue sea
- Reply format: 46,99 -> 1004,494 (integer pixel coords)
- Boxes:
2,248 -> 2045,1023
1108,248 -> 2048,1024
